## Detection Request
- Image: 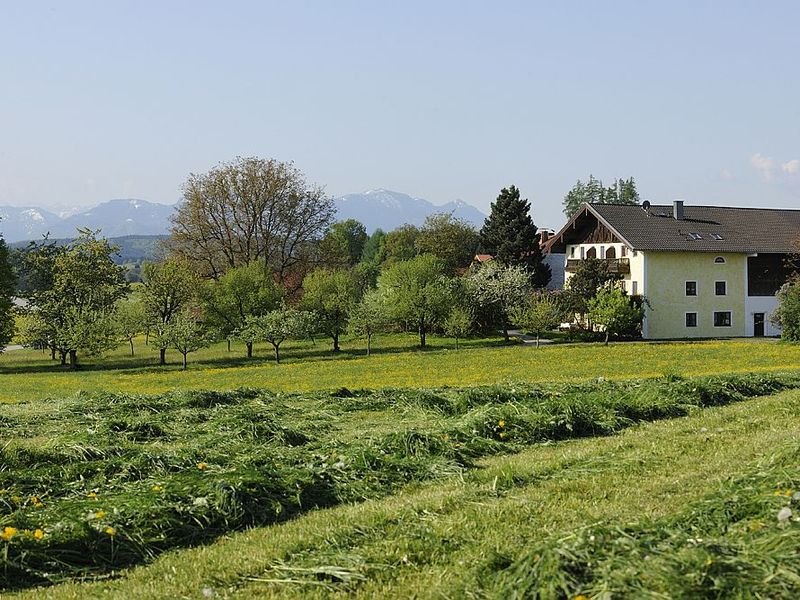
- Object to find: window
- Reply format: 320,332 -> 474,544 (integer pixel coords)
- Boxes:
580,246 -> 585,259
621,246 -> 627,257
714,311 -> 732,327
714,256 -> 726,264
586,247 -> 596,258
606,246 -> 616,259
711,233 -> 723,240
685,281 -> 697,296
570,246 -> 575,258
715,281 -> 727,296
632,280 -> 638,295
689,232 -> 702,240
685,312 -> 698,328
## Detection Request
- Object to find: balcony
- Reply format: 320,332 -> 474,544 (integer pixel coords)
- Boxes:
565,257 -> 630,274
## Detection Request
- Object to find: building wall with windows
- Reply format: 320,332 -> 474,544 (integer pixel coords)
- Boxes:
564,243 -> 645,295
645,251 -> 746,338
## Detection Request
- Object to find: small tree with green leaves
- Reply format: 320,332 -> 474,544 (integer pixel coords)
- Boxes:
237,308 -> 314,364
299,268 -> 359,352
467,260 -> 531,342
509,293 -> 563,347
116,299 -> 147,356
348,289 -> 389,356
771,278 -> 800,341
444,306 -> 473,349
587,284 -> 644,345
165,309 -> 212,369
0,235 -> 15,350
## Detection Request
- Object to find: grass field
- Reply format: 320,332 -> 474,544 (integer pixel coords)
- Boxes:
1,334 -> 799,403
5,380 -> 800,598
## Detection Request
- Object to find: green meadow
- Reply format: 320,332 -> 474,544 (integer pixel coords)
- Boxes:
1,338 -> 800,597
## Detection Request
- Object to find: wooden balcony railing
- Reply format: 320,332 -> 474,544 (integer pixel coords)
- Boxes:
565,257 -> 630,274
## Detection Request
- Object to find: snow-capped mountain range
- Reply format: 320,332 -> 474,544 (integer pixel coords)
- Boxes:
0,190 -> 487,243
334,189 -> 486,232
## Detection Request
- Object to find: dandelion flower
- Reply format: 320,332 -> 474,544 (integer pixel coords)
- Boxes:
151,485 -> 163,492
499,432 -> 506,439
1,526 -> 18,541
92,510 -> 106,519
87,492 -> 98,498
778,506 -> 792,524
197,462 -> 209,470
105,526 -> 116,537
498,420 -> 505,428
33,529 -> 44,540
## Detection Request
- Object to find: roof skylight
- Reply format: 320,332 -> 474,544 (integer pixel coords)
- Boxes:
689,232 -> 702,240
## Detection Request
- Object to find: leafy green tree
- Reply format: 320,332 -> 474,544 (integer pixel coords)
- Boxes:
236,308 -> 314,364
564,257 -> 623,323
141,258 -> 199,365
509,293 -> 563,347
360,228 -> 387,265
201,261 -> 283,357
116,298 -> 147,356
165,309 -> 212,369
443,306 -> 473,349
479,186 -> 550,288
416,213 -> 479,273
562,174 -> 640,217
383,224 -> 420,264
300,268 -> 360,352
468,261 -> 531,342
16,311 -> 52,352
772,278 -> 800,341
587,284 -> 645,345
32,231 -> 128,367
378,254 -> 453,348
348,289 -> 390,356
0,235 -> 16,350
320,219 -> 368,267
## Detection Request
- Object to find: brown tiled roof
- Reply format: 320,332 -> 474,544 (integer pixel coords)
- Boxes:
550,203 -> 800,254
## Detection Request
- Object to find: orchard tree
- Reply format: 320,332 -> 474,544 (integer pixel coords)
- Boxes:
444,306 -> 473,350
772,279 -> 800,341
587,284 -> 644,345
479,186 -> 550,288
378,254 -> 453,348
0,234 -> 15,350
320,219 -> 368,267
564,257 -> 622,323
383,224 -> 420,264
299,268 -> 359,352
468,261 -> 530,342
116,298 -> 147,356
348,289 -> 389,356
563,175 -> 640,217
360,229 -> 387,266
416,213 -> 479,273
141,258 -> 199,365
509,293 -> 563,347
165,309 -> 212,369
201,261 -> 283,357
169,157 -> 334,288
237,308 -> 314,364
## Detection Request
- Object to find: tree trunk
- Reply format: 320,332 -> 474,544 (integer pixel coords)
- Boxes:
59,350 -> 67,366
502,323 -> 510,343
50,345 -> 56,361
419,323 -> 426,348
366,333 -> 372,356
246,342 -> 253,358
159,347 -> 166,366
145,330 -> 150,345
333,332 -> 340,352
68,349 -> 78,369
273,343 -> 281,364
604,330 -> 610,346
129,338 -> 135,356
227,339 -> 231,353
182,352 -> 188,370
536,334 -> 540,348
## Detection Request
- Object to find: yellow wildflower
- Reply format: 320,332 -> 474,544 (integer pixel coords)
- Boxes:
1,526 -> 18,541
87,492 -> 98,498
197,462 -> 209,470
11,495 -> 22,505
498,420 -> 505,428
499,432 -> 506,439
151,485 -> 163,492
574,595 -> 589,600
105,526 -> 116,537
93,510 -> 106,519
33,529 -> 44,540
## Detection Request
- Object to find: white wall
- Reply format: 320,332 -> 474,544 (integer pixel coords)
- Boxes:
744,296 -> 781,337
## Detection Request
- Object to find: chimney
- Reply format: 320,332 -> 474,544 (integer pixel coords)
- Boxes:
673,200 -> 684,220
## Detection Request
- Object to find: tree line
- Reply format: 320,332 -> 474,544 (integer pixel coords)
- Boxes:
0,157 -> 654,365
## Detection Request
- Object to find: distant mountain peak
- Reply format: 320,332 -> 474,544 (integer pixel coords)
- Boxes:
333,189 -> 485,233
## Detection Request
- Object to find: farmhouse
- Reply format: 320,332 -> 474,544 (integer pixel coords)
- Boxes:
546,201 -> 800,339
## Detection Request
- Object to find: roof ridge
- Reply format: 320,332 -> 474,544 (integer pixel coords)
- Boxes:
592,203 -> 800,212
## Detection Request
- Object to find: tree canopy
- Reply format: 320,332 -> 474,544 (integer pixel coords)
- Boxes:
416,213 -> 479,273
562,175 -> 640,217
479,186 -> 550,288
299,268 -> 360,352
0,235 -> 16,349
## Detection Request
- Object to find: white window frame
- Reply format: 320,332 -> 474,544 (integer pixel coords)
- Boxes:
685,312 -> 698,328
713,311 -> 732,328
714,280 -> 727,296
685,280 -> 698,296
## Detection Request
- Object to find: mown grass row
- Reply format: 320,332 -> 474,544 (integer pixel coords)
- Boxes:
1,373 -> 799,590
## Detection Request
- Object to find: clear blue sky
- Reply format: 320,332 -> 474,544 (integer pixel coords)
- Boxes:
1,1 -> 798,228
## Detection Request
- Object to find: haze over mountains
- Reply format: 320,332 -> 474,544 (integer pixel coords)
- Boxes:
0,190 -> 487,243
